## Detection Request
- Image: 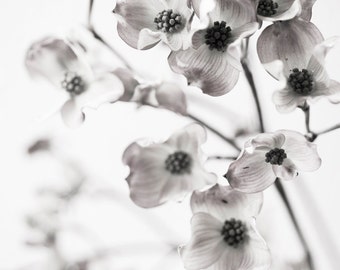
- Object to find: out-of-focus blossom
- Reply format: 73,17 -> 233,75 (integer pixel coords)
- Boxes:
269,38 -> 340,112
226,130 -> 321,193
25,37 -> 124,127
122,123 -> 216,208
257,19 -> 323,76
256,0 -> 301,22
168,0 -> 258,96
180,184 -> 270,270
113,0 -> 193,51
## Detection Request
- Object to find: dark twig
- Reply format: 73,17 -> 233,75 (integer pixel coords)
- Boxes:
208,155 -> 238,161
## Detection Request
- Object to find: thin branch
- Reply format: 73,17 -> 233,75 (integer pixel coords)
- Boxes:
208,155 -> 238,161
241,58 -> 265,133
275,180 -> 315,270
315,123 -> 340,136
88,0 -> 94,27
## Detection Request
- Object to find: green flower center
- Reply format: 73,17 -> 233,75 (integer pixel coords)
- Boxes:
221,218 -> 247,248
265,148 -> 287,165
165,151 -> 191,174
205,21 -> 232,52
257,0 -> 279,17
288,68 -> 314,95
61,72 -> 85,95
154,9 -> 183,33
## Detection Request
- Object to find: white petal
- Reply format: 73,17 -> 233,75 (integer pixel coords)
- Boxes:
247,133 -> 285,152
279,130 -> 321,172
113,68 -> 139,102
324,80 -> 340,103
190,184 -> 263,221
138,28 -> 162,50
210,0 -> 256,29
257,19 -> 324,76
229,22 -> 259,44
299,0 -> 317,21
155,82 -> 187,114
180,212 -> 225,270
262,60 -> 286,81
76,73 -> 124,109
226,150 -> 276,193
272,87 -> 306,113
122,142 -> 143,166
168,46 -> 240,96
60,99 -> 85,128
165,123 -> 207,154
272,159 -> 298,181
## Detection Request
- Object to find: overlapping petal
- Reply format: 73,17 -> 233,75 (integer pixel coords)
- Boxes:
190,184 -> 263,221
272,87 -> 307,113
256,0 -> 301,22
257,19 -> 323,77
155,82 -> 187,114
299,0 -> 317,21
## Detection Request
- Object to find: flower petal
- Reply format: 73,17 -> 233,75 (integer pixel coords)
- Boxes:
168,47 -> 240,96
272,87 -> 306,113
299,0 -> 317,21
113,0 -> 165,49
279,130 -> 321,172
247,133 -> 285,152
272,159 -> 298,181
211,218 -> 270,270
226,150 -> 276,193
323,80 -> 340,103
60,99 -> 85,128
190,184 -> 263,221
228,22 -> 259,44
165,123 -> 207,154
155,82 -> 187,114
180,212 -> 225,270
257,19 -> 324,76
138,28 -> 162,50
210,0 -> 256,29
113,68 -> 139,102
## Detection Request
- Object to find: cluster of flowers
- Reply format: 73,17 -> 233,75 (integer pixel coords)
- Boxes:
25,0 -> 339,269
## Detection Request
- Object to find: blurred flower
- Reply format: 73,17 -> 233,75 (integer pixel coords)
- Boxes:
180,184 -> 270,270
226,130 -> 321,193
269,38 -> 340,112
168,0 -> 258,96
113,0 -> 193,51
122,123 -> 216,208
25,37 -> 124,127
256,0 -> 301,22
257,19 -> 323,76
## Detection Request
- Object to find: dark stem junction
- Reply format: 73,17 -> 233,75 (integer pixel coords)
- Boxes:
154,9 -> 183,33
257,0 -> 279,17
221,218 -> 247,248
205,21 -> 232,52
165,151 -> 191,175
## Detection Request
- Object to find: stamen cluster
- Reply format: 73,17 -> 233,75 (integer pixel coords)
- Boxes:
288,68 -> 314,95
165,151 -> 191,174
61,72 -> 85,95
221,218 -> 247,248
205,21 -> 232,52
257,0 -> 279,17
154,9 -> 183,33
265,148 -> 287,165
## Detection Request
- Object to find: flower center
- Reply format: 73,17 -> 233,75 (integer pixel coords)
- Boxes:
205,21 -> 232,52
165,151 -> 191,174
257,0 -> 279,17
61,72 -> 85,95
265,148 -> 287,165
288,68 -> 314,95
154,9 -> 183,33
221,218 -> 247,248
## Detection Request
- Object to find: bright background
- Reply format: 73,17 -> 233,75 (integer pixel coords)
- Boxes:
1,0 -> 340,269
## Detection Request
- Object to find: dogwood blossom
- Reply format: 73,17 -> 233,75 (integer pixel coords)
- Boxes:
225,130 -> 321,193
256,0 -> 301,22
25,37 -> 124,127
180,184 -> 270,270
270,38 -> 340,112
168,0 -> 258,96
113,0 -> 193,51
122,123 -> 216,208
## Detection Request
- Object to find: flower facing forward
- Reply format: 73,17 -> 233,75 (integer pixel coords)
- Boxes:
180,184 -> 270,270
25,37 -> 124,127
168,0 -> 258,96
226,130 -> 321,193
122,123 -> 216,208
113,0 -> 193,51
255,0 -> 301,22
270,38 -> 340,112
